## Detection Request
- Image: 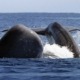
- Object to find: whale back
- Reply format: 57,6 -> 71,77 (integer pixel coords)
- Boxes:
0,24 -> 43,58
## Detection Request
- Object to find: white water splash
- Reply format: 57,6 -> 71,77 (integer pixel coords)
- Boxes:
43,43 -> 74,59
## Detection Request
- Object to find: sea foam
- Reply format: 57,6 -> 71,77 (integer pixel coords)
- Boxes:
43,43 -> 74,59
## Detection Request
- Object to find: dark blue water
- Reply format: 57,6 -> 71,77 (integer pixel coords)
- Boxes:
0,58 -> 80,80
0,13 -> 80,80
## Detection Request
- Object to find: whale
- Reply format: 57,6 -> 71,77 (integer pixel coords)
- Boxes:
0,24 -> 43,58
45,22 -> 80,57
0,22 -> 80,58
33,22 -> 80,58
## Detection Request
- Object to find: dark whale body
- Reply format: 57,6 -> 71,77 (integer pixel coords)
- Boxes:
0,22 -> 79,58
0,24 -> 43,58
46,22 -> 80,57
33,22 -> 80,58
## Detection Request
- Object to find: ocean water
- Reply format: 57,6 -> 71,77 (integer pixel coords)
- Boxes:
0,13 -> 80,80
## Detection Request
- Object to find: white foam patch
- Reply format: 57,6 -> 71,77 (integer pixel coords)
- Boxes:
43,43 -> 74,59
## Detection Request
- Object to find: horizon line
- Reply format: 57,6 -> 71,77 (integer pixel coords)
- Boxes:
0,12 -> 80,14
